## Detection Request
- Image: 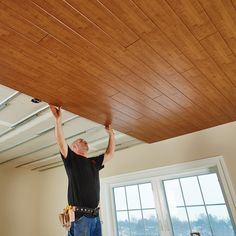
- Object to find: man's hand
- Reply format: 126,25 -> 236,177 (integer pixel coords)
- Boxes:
50,105 -> 61,121
105,124 -> 114,136
104,124 -> 115,164
49,104 -> 68,158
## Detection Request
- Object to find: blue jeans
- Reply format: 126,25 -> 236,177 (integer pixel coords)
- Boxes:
68,216 -> 102,236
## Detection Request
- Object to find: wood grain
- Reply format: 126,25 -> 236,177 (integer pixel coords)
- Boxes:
0,0 -> 235,143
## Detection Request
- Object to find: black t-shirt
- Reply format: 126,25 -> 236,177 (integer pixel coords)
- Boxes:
61,146 -> 104,208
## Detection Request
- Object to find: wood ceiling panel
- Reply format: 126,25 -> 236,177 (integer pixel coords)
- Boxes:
40,37 -> 161,101
141,29 -> 236,120
33,0 -> 168,101
198,0 -> 236,54
62,0 -> 139,46
0,0 -> 236,143
1,0 -> 126,71
98,0 -> 156,35
29,1 -> 162,99
102,50 -> 164,98
182,68 -> 236,119
32,0 -> 133,52
65,101 -> 132,135
0,26 -> 146,122
141,28 -> 193,73
0,29 -> 143,123
200,32 -> 236,86
127,39 -> 229,125
133,0 -> 236,108
156,0 -> 236,112
113,92 -> 198,133
166,0 -> 217,40
154,95 -> 206,130
3,0 -> 163,101
0,24 -> 149,139
38,35 -> 161,100
0,2 -> 47,42
0,64 -> 56,103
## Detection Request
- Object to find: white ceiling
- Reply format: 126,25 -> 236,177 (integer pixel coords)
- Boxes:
0,84 -> 142,172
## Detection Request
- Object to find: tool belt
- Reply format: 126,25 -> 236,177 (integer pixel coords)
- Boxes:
59,205 -> 100,231
59,205 -> 75,231
74,206 -> 100,217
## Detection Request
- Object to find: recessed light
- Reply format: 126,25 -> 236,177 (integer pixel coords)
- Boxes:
31,98 -> 41,103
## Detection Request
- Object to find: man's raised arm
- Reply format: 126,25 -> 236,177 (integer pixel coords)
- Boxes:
103,125 -> 115,164
50,105 -> 68,158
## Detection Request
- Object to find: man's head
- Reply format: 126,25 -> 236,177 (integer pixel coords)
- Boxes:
72,138 -> 89,157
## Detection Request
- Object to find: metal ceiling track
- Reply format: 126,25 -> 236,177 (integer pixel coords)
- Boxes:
0,89 -> 144,172
14,133 -> 128,168
0,91 -> 20,111
31,161 -> 62,171
0,104 -> 49,137
15,153 -> 61,168
34,140 -> 143,172
0,124 -> 102,165
14,133 -> 112,168
15,133 -> 122,168
0,115 -> 78,154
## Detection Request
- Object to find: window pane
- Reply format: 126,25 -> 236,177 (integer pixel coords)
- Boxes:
129,210 -> 145,236
180,177 -> 203,205
139,183 -> 155,208
198,174 -> 225,204
169,208 -> 190,236
117,211 -> 130,236
114,187 -> 127,210
164,179 -> 184,207
164,173 -> 235,236
187,206 -> 212,236
114,183 -> 160,236
126,185 -> 141,210
143,209 -> 160,235
207,205 -> 235,236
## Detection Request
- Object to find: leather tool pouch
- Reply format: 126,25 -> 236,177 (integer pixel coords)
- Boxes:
59,205 -> 75,231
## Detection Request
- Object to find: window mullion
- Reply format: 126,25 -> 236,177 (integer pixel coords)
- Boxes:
124,186 -> 131,236
152,178 -> 172,236
197,176 -> 214,236
179,178 -> 192,233
137,184 -> 146,236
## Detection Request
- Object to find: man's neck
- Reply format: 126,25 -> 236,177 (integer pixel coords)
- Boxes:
77,151 -> 87,157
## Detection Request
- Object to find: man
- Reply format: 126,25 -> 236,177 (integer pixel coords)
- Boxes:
50,105 -> 115,236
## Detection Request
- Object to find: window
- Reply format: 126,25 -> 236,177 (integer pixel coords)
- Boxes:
113,183 -> 160,236
163,173 -> 235,236
101,157 -> 236,236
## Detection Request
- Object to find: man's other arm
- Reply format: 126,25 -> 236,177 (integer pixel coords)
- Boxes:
103,125 -> 115,164
50,105 -> 68,158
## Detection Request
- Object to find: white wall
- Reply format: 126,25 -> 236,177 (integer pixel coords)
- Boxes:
101,121 -> 236,192
0,165 -> 67,236
0,167 -> 40,235
1,121 -> 236,236
37,166 -> 68,236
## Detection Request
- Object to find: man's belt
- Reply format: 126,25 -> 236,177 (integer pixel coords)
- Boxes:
59,205 -> 100,231
74,206 -> 100,217
59,205 -> 75,231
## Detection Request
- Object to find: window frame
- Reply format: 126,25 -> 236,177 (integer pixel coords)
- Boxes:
113,182 -> 159,235
100,156 -> 236,236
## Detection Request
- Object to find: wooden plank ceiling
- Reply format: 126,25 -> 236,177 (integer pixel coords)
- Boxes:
0,0 -> 236,143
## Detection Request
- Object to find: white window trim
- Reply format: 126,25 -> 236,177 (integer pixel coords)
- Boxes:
100,156 -> 236,236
